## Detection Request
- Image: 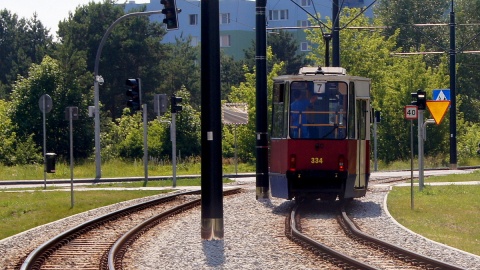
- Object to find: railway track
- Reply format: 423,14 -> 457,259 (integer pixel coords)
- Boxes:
285,200 -> 465,270
19,188 -> 241,270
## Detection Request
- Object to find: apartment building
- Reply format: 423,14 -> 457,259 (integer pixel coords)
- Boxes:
124,0 -> 373,60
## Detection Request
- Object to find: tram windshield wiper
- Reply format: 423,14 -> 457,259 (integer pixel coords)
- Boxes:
319,124 -> 338,139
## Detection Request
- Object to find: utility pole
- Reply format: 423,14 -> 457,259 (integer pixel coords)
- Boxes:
332,0 -> 340,67
449,0 -> 457,169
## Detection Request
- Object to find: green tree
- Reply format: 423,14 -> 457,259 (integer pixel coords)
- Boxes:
243,30 -> 310,75
9,56 -> 94,160
57,1 -> 166,119
157,37 -> 201,109
306,8 -> 450,163
0,100 -> 41,165
162,87 -> 201,158
0,10 -> 53,98
227,47 -> 284,161
220,52 -> 245,101
374,0 -> 450,52
453,0 -> 480,122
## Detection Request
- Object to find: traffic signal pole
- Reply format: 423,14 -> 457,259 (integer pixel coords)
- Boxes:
418,110 -> 425,191
171,111 -> 177,188
93,10 -> 164,179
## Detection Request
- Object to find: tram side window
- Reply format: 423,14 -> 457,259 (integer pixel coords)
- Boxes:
348,82 -> 356,139
357,99 -> 368,140
271,83 -> 286,138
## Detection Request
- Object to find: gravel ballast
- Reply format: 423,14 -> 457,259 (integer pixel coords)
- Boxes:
1,180 -> 479,269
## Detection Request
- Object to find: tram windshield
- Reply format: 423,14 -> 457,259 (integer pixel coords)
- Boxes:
289,81 -> 347,139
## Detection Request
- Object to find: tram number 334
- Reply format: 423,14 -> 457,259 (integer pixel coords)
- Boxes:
311,157 -> 323,164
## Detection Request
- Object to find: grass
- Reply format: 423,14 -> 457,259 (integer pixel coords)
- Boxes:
0,177 -> 233,239
424,169 -> 480,183
0,159 -> 256,181
388,185 -> 480,256
373,156 -> 480,171
0,190 -> 166,239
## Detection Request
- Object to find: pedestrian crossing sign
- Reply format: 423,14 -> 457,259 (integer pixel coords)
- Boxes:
432,89 -> 450,101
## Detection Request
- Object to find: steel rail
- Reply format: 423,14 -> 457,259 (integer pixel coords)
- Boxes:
338,203 -> 465,270
107,188 -> 242,269
20,190 -> 201,270
287,203 -> 377,270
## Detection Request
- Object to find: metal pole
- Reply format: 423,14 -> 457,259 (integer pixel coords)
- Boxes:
143,104 -> 148,186
374,116 -> 378,171
410,120 -> 414,210
449,0 -> 457,169
332,0 -> 340,67
93,10 -> 163,179
234,124 -> 238,176
43,99 -> 47,190
255,0 -> 269,200
172,112 -> 177,188
418,110 -> 424,191
69,107 -> 74,208
201,0 -> 223,240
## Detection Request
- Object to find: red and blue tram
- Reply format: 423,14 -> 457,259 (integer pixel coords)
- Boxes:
269,67 -> 371,201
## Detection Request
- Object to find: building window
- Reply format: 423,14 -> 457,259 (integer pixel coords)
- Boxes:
344,0 -> 365,7
269,10 -> 289,21
189,14 -> 198,25
298,20 -> 311,27
300,42 -> 310,51
220,35 -> 231,47
300,0 -> 312,7
220,13 -> 230,24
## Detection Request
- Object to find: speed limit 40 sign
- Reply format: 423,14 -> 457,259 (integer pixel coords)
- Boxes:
404,105 -> 418,120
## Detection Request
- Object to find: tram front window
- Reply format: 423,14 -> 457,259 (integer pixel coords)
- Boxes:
289,81 -> 347,139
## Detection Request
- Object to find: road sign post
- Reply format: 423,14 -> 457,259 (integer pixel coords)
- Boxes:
39,94 -> 53,190
65,106 -> 79,208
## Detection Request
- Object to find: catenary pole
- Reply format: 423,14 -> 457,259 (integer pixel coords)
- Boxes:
256,0 -> 269,200
449,0 -> 457,169
332,0 -> 340,67
201,0 -> 223,240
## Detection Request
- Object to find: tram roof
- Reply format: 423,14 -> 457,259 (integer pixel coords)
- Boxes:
273,66 -> 371,82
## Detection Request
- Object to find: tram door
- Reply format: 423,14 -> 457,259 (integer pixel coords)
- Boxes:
353,81 -> 370,189
355,99 -> 368,189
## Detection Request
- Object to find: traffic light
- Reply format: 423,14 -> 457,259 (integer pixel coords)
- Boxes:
411,89 -> 427,110
154,94 -> 168,116
417,89 -> 427,110
411,91 -> 418,106
161,0 -> 179,30
171,94 -> 182,113
126,78 -> 141,111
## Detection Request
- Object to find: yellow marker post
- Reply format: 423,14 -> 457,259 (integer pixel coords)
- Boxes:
426,101 -> 450,124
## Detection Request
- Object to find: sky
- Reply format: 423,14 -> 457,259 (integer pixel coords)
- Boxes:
2,0 -> 150,37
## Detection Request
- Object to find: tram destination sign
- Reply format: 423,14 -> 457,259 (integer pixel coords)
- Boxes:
404,105 -> 418,120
